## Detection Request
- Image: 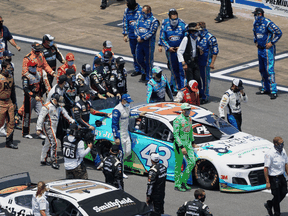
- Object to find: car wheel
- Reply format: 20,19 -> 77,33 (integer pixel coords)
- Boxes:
194,159 -> 219,190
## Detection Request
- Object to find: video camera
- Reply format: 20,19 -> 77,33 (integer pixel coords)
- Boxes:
75,127 -> 95,144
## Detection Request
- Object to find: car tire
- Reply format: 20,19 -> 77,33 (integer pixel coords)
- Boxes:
194,159 -> 219,190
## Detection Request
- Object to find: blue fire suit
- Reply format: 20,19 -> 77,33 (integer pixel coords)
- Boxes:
135,13 -> 159,81
147,76 -> 174,103
253,16 -> 282,94
122,4 -> 142,73
198,29 -> 219,100
159,18 -> 187,92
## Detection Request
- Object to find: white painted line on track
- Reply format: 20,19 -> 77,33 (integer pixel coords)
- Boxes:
14,35 -> 288,92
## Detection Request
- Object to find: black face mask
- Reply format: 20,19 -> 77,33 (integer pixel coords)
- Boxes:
199,195 -> 206,202
127,0 -> 137,10
82,72 -> 89,77
6,58 -> 12,63
118,64 -> 124,71
233,88 -> 240,93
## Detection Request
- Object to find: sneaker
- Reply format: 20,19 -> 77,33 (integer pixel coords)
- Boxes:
24,134 -> 33,139
38,133 -> 46,139
200,99 -> 208,105
100,3 -> 107,9
139,74 -> 146,83
270,93 -> 277,100
123,173 -> 128,179
40,161 -> 51,166
264,202 -> 273,216
0,126 -> 7,137
174,185 -> 186,192
51,162 -> 60,169
5,143 -> 18,149
96,162 -> 103,170
214,16 -> 223,22
131,71 -> 142,77
256,90 -> 270,95
225,14 -> 234,19
182,183 -> 191,190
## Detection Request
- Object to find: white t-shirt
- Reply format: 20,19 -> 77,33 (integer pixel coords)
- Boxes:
32,193 -> 50,216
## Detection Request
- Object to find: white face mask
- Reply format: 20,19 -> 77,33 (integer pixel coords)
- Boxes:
68,61 -> 74,66
29,66 -> 37,73
49,41 -> 54,46
170,18 -> 178,27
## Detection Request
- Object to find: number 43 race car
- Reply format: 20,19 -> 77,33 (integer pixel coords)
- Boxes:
89,102 -> 274,192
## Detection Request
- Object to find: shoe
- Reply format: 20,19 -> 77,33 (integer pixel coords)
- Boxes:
51,162 -> 60,169
182,183 -> 191,190
270,93 -> 277,100
5,143 -> 18,149
123,173 -> 128,179
100,3 -> 107,9
214,16 -> 223,22
139,74 -> 146,82
38,133 -> 46,139
200,99 -> 208,105
131,71 -> 142,77
24,134 -> 33,139
144,80 -> 149,86
174,185 -> 186,192
0,127 -> 7,137
264,202 -> 273,216
40,161 -> 51,166
256,90 -> 270,95
96,162 -> 103,170
225,14 -> 234,19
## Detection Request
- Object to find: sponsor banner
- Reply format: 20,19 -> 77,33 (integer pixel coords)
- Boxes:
200,0 -> 288,17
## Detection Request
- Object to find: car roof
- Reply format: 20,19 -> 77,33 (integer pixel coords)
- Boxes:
131,102 -> 213,122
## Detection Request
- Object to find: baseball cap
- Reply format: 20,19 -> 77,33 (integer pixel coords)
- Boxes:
150,152 -> 160,162
66,53 -> 75,61
116,57 -> 125,65
122,94 -> 133,103
58,75 -> 67,84
94,57 -> 103,65
3,50 -> 14,57
43,34 -> 55,41
232,78 -> 244,90
252,7 -> 264,15
187,22 -> 202,31
111,145 -> 119,153
181,103 -> 191,110
66,69 -> 75,76
79,85 -> 90,94
104,51 -> 113,60
152,66 -> 163,74
103,40 -> 113,48
188,80 -> 198,92
168,8 -> 178,16
31,42 -> 43,52
82,64 -> 92,73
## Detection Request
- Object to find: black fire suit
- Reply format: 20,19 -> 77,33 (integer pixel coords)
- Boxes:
103,154 -> 124,189
216,0 -> 233,20
90,66 -> 111,97
110,67 -> 127,96
177,199 -> 213,216
146,163 -> 167,216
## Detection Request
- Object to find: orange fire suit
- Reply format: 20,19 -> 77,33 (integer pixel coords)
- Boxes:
57,63 -> 77,82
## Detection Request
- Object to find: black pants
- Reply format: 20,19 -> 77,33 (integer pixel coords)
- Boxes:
268,175 -> 287,216
150,199 -> 164,216
218,0 -> 233,18
186,60 -> 200,89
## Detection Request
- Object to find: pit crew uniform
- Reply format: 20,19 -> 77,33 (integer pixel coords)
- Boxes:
159,18 -> 186,91
219,88 -> 248,131
175,86 -> 200,106
37,101 -> 75,164
135,12 -> 159,81
76,72 -> 98,97
146,75 -> 174,103
110,66 -> 128,96
122,3 -> 142,74
103,153 -> 124,189
198,29 -> 218,101
64,81 -> 78,116
57,62 -> 77,82
90,67 -> 111,98
146,162 -> 167,216
46,84 -> 65,103
173,113 -> 196,189
253,16 -> 282,95
177,199 -> 213,216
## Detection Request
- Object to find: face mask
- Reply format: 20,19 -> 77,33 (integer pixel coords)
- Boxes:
49,41 -> 54,46
254,15 -> 262,22
233,88 -> 240,93
71,75 -> 76,82
118,64 -> 124,71
184,110 -> 191,117
189,32 -> 198,39
82,72 -> 89,77
170,18 -> 179,27
29,66 -> 37,74
5,58 -> 12,63
142,11 -> 149,19
275,143 -> 284,153
199,195 -> 206,202
124,103 -> 130,107
85,94 -> 91,101
67,61 -> 74,66
103,48 -> 112,53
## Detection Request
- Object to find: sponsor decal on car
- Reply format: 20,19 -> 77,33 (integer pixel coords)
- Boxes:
93,197 -> 135,213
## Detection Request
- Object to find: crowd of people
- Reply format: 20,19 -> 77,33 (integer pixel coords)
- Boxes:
0,1 -> 286,215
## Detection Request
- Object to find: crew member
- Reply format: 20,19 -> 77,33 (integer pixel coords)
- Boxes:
175,80 -> 200,106
57,53 -> 77,82
103,145 -> 124,189
264,137 -> 288,216
197,22 -> 219,104
173,103 -> 198,192
41,34 -> 65,86
177,188 -> 213,216
0,61 -> 17,149
0,16 -> 21,52
122,0 -> 142,77
135,5 -> 159,83
63,124 -> 93,179
110,57 -> 128,98
252,8 -> 282,100
146,152 -> 167,216
177,23 -> 201,85
36,92 -> 75,169
92,41 -> 114,70
158,8 -> 186,94
219,79 -> 248,131
214,0 -> 234,22
64,69 -> 78,116
46,75 -> 67,102
147,66 -> 173,103
76,64 -> 97,97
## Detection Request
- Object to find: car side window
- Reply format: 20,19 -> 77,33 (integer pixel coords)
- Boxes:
14,195 -> 33,209
47,196 -> 82,216
129,117 -> 147,135
147,119 -> 173,142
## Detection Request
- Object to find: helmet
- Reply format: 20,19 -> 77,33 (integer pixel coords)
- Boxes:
66,53 -> 75,61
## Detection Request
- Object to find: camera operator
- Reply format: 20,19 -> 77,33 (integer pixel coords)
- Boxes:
63,123 -> 93,179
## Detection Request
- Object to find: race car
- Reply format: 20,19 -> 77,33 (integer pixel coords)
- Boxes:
89,102 -> 273,192
0,172 -> 150,216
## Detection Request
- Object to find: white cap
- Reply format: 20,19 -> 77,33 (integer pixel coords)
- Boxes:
150,152 -> 160,162
232,78 -> 244,90
104,40 -> 113,48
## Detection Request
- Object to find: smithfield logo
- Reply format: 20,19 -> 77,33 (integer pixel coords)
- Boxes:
262,0 -> 288,13
93,197 -> 135,212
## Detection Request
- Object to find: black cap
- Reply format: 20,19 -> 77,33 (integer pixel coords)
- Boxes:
82,64 -> 92,73
111,145 -> 119,153
187,22 -> 202,31
66,69 -> 75,76
58,75 -> 67,84
3,50 -> 14,57
252,7 -> 264,15
69,123 -> 78,131
168,8 -> 178,17
79,85 -> 90,94
31,42 -> 43,52
116,57 -> 125,65
94,58 -> 103,65
42,34 -> 55,42
104,51 -> 113,60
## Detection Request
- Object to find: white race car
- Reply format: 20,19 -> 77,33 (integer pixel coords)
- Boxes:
0,172 -> 150,216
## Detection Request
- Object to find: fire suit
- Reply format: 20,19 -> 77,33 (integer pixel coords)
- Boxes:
173,113 -> 196,188
41,44 -> 65,86
90,66 -> 111,97
112,102 -> 139,160
37,101 -> 75,163
146,76 -> 173,103
64,82 -> 78,116
103,154 -> 123,189
0,72 -> 16,145
76,73 -> 98,96
57,63 -> 77,82
253,16 -> 282,94
159,18 -> 186,91
177,199 -> 213,216
219,88 -> 248,131
122,3 -> 142,73
46,84 -> 65,103
135,13 -> 159,81
110,67 -> 127,96
175,86 -> 200,106
198,29 -> 219,100
146,163 -> 167,216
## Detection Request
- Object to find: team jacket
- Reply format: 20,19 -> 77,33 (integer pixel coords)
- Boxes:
253,17 -> 282,48
57,63 -> 77,82
90,67 -> 110,95
0,73 -> 16,103
41,44 -> 65,70
103,154 -> 123,189
146,163 -> 167,200
198,29 -> 219,67
173,113 -> 194,149
147,76 -> 173,103
175,86 -> 200,106
219,88 -> 248,117
158,18 -> 187,50
177,199 -> 213,216
64,82 -> 78,110
122,4 -> 142,39
110,68 -> 127,96
135,13 -> 159,41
